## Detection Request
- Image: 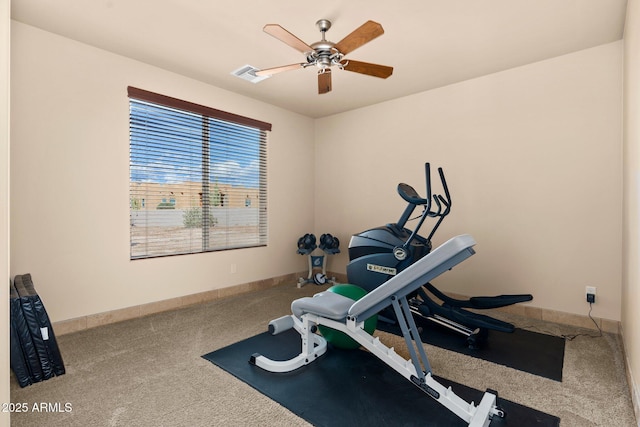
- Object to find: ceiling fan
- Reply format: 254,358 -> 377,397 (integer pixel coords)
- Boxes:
256,19 -> 394,94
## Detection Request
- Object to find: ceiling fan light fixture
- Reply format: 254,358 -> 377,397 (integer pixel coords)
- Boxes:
316,56 -> 332,69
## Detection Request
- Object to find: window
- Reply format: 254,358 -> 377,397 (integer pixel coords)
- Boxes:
128,87 -> 271,259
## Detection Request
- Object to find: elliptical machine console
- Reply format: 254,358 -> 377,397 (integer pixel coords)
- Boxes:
346,163 -> 532,348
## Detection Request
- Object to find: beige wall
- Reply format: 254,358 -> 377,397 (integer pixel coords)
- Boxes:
9,21 -> 315,322
623,0 -> 640,417
10,21 -> 624,324
1,0 -> 10,425
316,41 -> 623,322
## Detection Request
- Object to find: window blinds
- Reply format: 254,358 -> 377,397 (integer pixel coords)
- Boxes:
128,87 -> 269,259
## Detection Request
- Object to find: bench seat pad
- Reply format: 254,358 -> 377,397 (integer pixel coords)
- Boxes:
291,292 -> 355,320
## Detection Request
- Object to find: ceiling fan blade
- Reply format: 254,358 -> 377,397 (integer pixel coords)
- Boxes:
263,24 -> 314,53
318,70 -> 332,94
342,60 -> 393,79
255,63 -> 305,77
334,20 -> 384,55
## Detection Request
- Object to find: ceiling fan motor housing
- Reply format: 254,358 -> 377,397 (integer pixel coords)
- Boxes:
309,43 -> 341,70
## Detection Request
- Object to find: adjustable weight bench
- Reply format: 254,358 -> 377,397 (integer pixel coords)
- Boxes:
250,234 -> 505,427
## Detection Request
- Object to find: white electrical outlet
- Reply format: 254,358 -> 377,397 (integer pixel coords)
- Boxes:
586,286 -> 596,296
230,263 -> 237,274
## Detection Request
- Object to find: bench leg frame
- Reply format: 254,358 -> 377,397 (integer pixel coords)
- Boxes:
250,296 -> 504,427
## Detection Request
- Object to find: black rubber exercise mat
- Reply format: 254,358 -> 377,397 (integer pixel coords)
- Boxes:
202,329 -> 560,427
377,317 -> 565,382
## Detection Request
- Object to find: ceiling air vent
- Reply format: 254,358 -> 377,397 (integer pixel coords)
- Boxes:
231,65 -> 270,83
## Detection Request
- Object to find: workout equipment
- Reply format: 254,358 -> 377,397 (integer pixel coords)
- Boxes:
10,274 -> 65,387
297,233 -> 340,287
347,163 -> 532,348
316,284 -> 377,350
251,235 -> 505,426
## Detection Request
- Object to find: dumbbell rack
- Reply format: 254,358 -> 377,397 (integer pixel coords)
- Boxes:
297,233 -> 340,288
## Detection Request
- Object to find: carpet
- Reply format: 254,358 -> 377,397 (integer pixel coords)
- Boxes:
203,329 -> 560,427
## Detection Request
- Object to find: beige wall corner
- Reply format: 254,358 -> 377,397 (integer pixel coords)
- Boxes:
1,0 -> 10,425
623,0 -> 640,424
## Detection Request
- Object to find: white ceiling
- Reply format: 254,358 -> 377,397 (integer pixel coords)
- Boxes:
11,0 -> 629,118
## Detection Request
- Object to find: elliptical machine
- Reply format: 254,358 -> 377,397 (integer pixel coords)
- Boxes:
346,163 -> 533,349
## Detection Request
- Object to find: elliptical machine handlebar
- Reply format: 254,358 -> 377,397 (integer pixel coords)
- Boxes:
435,166 -> 452,215
425,168 -> 452,241
395,163 -> 452,250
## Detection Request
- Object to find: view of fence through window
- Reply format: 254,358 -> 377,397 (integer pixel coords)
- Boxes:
128,89 -> 268,259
